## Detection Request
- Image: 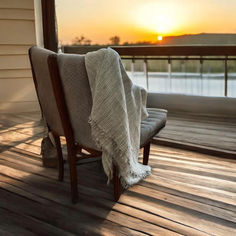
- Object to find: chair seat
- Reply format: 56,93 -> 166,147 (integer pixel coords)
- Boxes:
140,108 -> 167,147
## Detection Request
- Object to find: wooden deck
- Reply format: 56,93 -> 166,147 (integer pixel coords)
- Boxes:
155,112 -> 236,158
0,112 -> 236,235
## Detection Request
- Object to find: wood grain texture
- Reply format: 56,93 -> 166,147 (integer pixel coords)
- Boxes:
155,112 -> 236,157
0,112 -> 236,235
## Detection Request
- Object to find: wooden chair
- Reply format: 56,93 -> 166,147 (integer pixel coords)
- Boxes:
29,46 -> 167,203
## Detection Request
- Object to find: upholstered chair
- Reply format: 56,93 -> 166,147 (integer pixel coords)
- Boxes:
29,46 -> 167,203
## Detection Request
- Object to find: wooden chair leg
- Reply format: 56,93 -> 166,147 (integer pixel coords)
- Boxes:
113,165 -> 121,202
143,142 -> 151,165
52,133 -> 64,181
67,145 -> 78,203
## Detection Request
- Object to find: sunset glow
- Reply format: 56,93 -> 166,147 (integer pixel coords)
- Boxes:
56,0 -> 236,44
134,2 -> 181,36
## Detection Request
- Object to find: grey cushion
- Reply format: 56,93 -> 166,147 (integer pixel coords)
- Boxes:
140,108 -> 167,147
30,46 -> 64,135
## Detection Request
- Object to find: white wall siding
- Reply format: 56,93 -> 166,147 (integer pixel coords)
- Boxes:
0,0 -> 40,113
0,0 -> 34,9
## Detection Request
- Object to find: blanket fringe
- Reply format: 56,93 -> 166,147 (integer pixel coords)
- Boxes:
89,116 -> 151,189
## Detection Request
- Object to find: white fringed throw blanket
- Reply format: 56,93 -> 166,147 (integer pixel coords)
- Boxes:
85,48 -> 151,188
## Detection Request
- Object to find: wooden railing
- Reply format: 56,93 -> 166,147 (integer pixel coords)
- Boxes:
63,45 -> 236,97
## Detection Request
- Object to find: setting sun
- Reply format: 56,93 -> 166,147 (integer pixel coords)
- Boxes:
157,35 -> 163,41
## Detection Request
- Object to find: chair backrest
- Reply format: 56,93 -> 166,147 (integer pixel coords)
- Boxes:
29,46 -> 64,135
56,53 -> 97,149
29,46 -> 97,149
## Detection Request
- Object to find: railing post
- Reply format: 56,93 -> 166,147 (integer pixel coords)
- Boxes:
131,58 -> 135,79
181,59 -> 186,94
224,56 -> 228,97
168,57 -> 172,92
200,57 -> 203,95
143,59 -> 149,90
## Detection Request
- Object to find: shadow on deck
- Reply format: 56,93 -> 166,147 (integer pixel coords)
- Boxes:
0,112 -> 236,235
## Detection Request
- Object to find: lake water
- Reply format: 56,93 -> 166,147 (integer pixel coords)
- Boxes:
127,71 -> 236,97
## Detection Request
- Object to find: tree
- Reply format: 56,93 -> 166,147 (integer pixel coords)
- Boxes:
122,41 -> 130,46
109,36 -> 120,45
72,35 -> 91,45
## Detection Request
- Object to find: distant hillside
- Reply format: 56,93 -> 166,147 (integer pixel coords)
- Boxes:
161,33 -> 236,45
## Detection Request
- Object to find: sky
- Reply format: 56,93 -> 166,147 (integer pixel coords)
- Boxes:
55,0 -> 236,45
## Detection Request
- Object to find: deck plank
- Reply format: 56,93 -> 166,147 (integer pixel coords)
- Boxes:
0,146 -> 236,235
156,112 -> 236,155
0,112 -> 236,235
